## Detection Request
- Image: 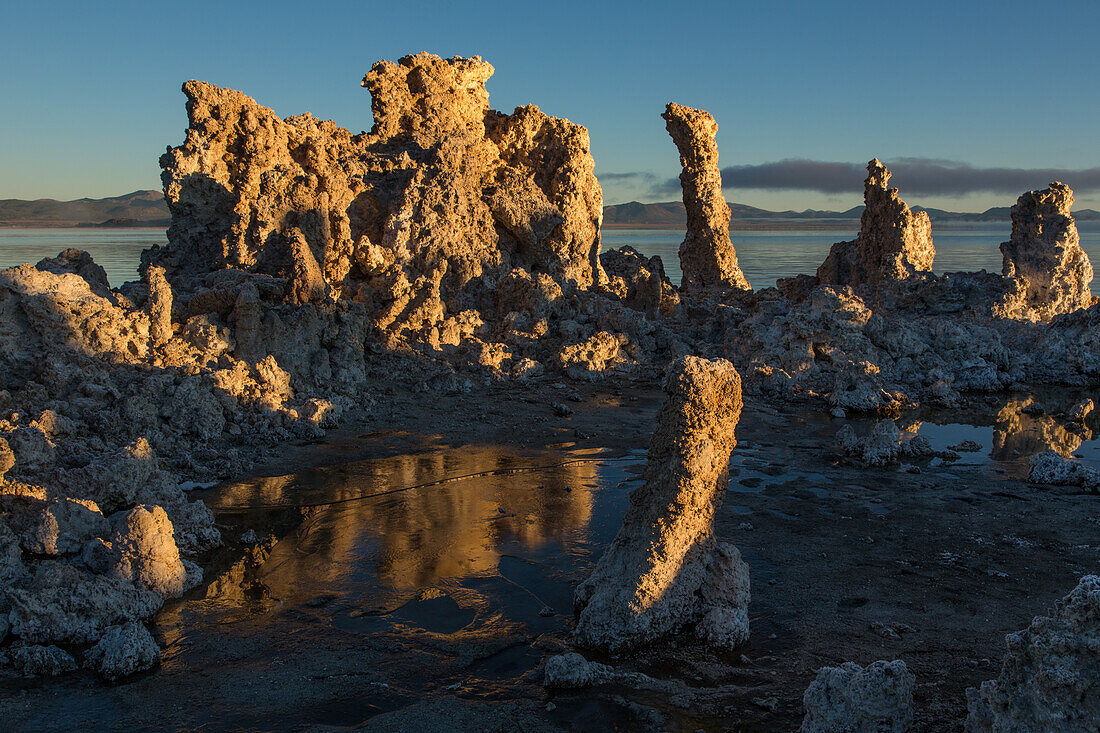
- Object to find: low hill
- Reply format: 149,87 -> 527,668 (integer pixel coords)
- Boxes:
0,191 -> 169,227
604,201 -> 1100,230
2,192 -> 1096,230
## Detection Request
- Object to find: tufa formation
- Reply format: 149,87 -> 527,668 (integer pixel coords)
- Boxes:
999,182 -> 1094,322
817,159 -> 935,288
662,103 -> 751,293
573,355 -> 751,651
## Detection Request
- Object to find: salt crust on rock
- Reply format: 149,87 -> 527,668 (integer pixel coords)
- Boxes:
91,504 -> 193,597
966,575 -> 1099,732
1027,450 -> 1100,492
573,356 -> 750,651
799,659 -> 915,733
6,643 -> 78,677
7,562 -> 163,644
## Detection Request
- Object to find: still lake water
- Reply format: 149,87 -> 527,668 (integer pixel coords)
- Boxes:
3,225 -> 1100,293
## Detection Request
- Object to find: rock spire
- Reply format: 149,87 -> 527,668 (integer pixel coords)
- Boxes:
662,103 -> 751,293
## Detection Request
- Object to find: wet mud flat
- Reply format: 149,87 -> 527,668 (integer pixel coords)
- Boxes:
1,381 -> 1096,731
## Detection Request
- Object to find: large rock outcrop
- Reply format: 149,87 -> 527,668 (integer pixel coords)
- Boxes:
817,159 -> 934,288
153,53 -> 604,347
966,575 -> 1099,732
573,355 -> 750,651
662,103 -> 751,293
999,182 -> 1093,322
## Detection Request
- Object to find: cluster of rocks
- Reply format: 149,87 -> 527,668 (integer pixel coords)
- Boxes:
2,52 -> 1099,691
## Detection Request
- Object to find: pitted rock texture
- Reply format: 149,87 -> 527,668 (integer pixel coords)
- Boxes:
662,103 -> 750,293
800,660 -> 915,733
84,622 -> 161,681
94,505 -> 190,598
154,52 -> 604,344
573,355 -> 750,651
966,575 -> 1099,732
999,182 -> 1093,322
817,160 -> 934,288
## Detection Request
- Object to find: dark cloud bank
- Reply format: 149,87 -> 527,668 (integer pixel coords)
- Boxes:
605,159 -> 1100,198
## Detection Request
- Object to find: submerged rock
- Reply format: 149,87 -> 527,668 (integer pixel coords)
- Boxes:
966,575 -> 1099,732
999,182 -> 1093,322
573,355 -> 750,651
662,102 -> 750,293
800,659 -> 915,733
817,160 -> 934,289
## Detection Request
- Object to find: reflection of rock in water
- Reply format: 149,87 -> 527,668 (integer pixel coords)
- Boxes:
211,446 -> 598,598
992,398 -> 1087,461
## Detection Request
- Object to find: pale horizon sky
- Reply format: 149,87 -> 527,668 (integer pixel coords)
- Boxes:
3,1 -> 1100,212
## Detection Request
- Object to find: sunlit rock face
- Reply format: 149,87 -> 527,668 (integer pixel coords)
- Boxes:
662,103 -> 751,293
817,159 -> 934,288
999,182 -> 1093,322
154,52 -> 604,344
574,356 -> 750,651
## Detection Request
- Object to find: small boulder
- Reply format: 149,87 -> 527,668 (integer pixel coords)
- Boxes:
84,622 -> 161,681
800,660 -> 915,732
7,643 -> 78,677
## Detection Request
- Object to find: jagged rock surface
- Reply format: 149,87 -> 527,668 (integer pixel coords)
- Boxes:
154,52 -> 604,323
966,575 -> 1099,732
1027,450 -> 1100,491
800,660 -> 915,733
999,182 -> 1093,322
662,103 -> 750,293
573,356 -> 750,651
817,160 -> 934,288
84,622 -> 161,681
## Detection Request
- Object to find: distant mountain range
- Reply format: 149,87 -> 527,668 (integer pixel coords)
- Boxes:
0,191 -> 169,227
604,200 -> 1100,230
3,191 -> 1099,230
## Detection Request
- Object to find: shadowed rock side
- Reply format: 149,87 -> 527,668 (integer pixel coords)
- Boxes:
965,575 -> 1099,732
817,159 -> 934,288
573,356 -> 750,651
999,182 -> 1094,322
662,103 -> 751,293
799,660 -> 915,733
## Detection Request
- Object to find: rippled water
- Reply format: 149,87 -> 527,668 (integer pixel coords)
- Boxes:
5,225 -> 1100,293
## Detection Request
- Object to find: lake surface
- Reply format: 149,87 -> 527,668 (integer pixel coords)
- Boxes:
0,228 -> 164,286
604,226 -> 1100,293
3,225 -> 1100,293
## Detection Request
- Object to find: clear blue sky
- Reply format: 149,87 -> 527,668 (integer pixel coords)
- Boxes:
3,0 -> 1100,212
